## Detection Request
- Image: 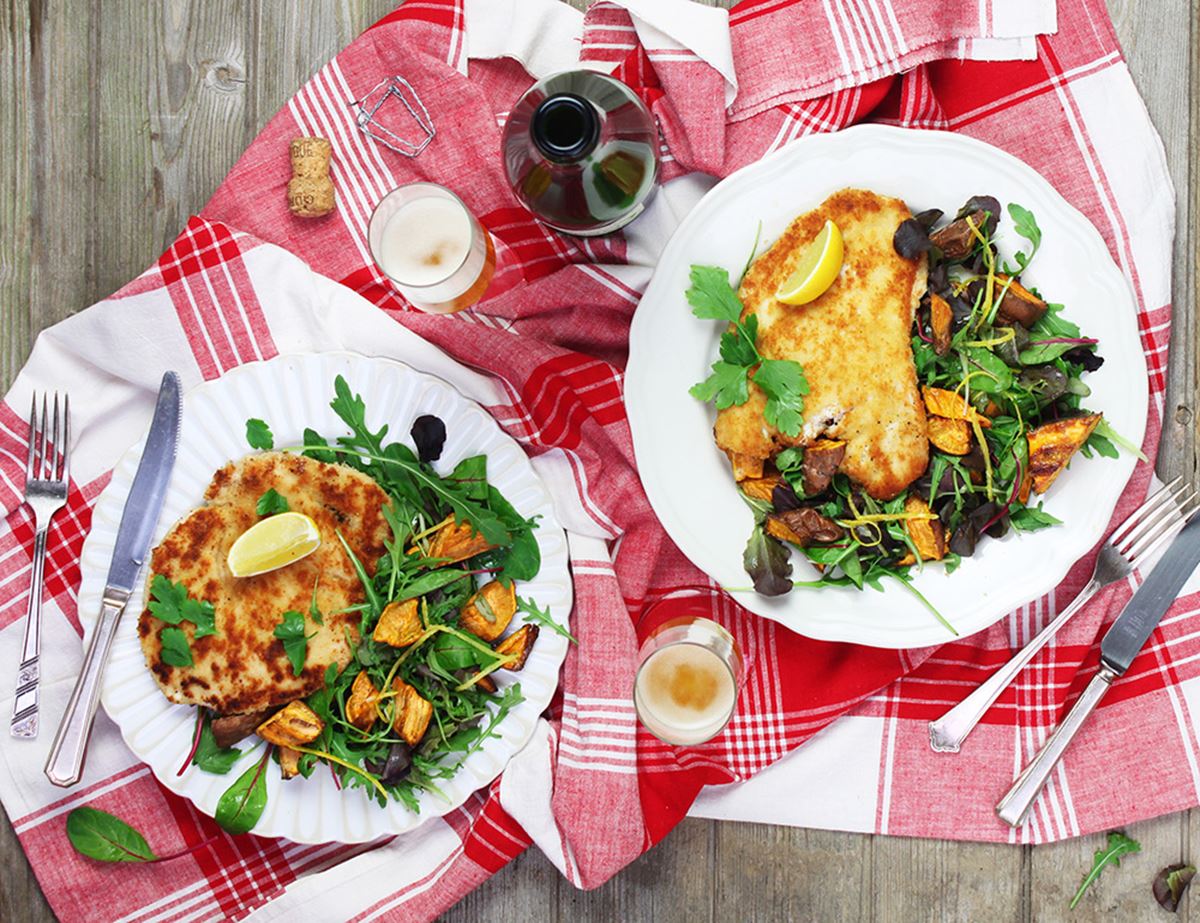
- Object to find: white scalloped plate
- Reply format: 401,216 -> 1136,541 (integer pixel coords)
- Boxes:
78,352 -> 572,843
627,125 -> 1148,648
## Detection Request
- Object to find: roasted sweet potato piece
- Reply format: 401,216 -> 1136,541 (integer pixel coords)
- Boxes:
373,598 -> 423,648
496,624 -> 540,671
211,709 -> 272,749
427,517 -> 497,564
459,580 -> 517,641
927,416 -> 972,455
928,209 -> 987,259
1018,468 -> 1032,504
766,508 -> 845,546
922,386 -> 991,428
346,670 -> 380,731
995,275 -> 1048,328
475,673 -> 498,694
279,747 -> 301,780
1027,414 -> 1101,494
257,701 -> 323,747
929,293 -> 953,356
391,679 -> 433,746
802,440 -> 846,495
728,452 -> 765,481
903,496 -> 945,562
741,474 -> 783,503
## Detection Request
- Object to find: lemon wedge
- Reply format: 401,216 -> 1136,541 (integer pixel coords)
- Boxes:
227,511 -> 321,578
775,219 -> 844,305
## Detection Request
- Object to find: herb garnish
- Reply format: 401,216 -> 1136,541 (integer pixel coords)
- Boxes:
687,265 -> 809,437
1070,830 -> 1140,909
159,627 -> 193,667
517,596 -> 576,644
255,488 -> 290,515
273,610 -> 312,676
246,418 -> 274,450
148,574 -> 216,637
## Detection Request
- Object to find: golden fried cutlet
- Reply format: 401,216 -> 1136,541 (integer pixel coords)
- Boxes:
714,188 -> 929,500
137,452 -> 390,714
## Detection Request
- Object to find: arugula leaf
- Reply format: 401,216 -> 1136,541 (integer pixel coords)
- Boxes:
1008,503 -> 1063,533
159,627 -> 193,667
1083,432 -> 1119,460
517,596 -> 577,644
245,418 -> 274,450
395,568 -> 473,602
1093,417 -> 1148,462
273,610 -> 311,676
689,361 -> 751,409
308,577 -> 324,626
148,574 -> 216,638
215,748 -> 271,835
1030,303 -> 1081,341
685,265 -> 744,322
302,427 -> 337,463
754,358 -> 808,438
1070,831 -> 1140,909
1004,203 -> 1042,274
66,807 -> 157,863
192,718 -> 242,774
255,488 -> 290,516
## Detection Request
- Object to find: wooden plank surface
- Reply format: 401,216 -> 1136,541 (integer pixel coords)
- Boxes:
0,1 -> 1193,921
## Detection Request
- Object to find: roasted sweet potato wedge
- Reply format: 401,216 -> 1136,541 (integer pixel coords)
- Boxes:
1027,414 -> 1101,493
904,496 -> 945,561
257,701 -> 323,748
459,580 -> 517,642
346,670 -> 380,731
995,275 -> 1048,328
496,624 -> 540,671
740,474 -> 783,503
929,209 -> 987,259
929,293 -> 953,356
766,508 -> 845,546
427,517 -> 497,564
373,598 -> 423,648
279,747 -> 301,780
391,679 -> 433,746
922,386 -> 991,428
728,451 -> 765,481
927,416 -> 972,455
802,440 -> 846,495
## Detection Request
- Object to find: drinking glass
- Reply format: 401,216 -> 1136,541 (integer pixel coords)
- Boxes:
367,182 -> 496,313
633,589 -> 745,746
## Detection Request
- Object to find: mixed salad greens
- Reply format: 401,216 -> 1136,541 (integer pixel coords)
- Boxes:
690,196 -> 1138,632
167,376 -> 570,833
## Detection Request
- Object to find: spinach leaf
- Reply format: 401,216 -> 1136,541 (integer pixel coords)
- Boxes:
215,749 -> 271,835
448,455 -> 489,501
66,807 -> 156,863
192,718 -> 242,774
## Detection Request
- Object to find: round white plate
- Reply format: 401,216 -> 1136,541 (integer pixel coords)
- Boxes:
627,125 -> 1148,648
79,352 -> 572,843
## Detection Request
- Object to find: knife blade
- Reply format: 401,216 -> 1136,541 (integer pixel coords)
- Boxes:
1101,514 -> 1200,673
45,372 -> 182,787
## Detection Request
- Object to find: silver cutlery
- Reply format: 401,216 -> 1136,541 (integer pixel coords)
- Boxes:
997,509 -> 1200,826
44,372 -> 181,787
929,477 -> 1198,754
11,393 -> 71,740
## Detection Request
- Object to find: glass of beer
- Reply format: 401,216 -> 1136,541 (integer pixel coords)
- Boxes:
633,590 -> 744,746
367,182 -> 496,314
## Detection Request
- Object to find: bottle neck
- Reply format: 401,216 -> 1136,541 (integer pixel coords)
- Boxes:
531,93 -> 601,164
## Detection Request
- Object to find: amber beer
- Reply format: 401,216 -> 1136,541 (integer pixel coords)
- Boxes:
634,608 -> 743,746
368,183 -> 495,313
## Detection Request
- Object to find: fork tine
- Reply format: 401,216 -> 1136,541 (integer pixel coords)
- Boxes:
24,394 -> 36,482
37,394 -> 49,480
51,394 -> 61,481
1127,488 -> 1199,562
1110,476 -> 1182,544
1115,480 -> 1190,551
62,394 -> 70,484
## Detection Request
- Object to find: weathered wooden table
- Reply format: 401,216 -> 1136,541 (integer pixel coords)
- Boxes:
0,2 -> 1194,920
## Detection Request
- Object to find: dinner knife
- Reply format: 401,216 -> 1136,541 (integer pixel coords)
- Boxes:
44,372 -> 182,788
996,511 -> 1200,827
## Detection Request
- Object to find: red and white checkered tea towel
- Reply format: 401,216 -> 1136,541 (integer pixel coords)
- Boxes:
0,0 -> 1182,920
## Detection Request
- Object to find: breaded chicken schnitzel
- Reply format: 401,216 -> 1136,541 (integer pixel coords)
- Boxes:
714,188 -> 929,500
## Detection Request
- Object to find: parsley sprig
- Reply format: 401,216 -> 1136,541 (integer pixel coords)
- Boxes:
148,575 -> 217,666
686,265 -> 808,437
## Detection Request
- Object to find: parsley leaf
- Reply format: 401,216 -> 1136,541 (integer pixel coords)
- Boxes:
719,318 -> 758,366
245,418 -> 274,450
685,265 -> 744,322
754,358 -> 809,437
148,574 -> 216,638
159,627 -> 193,667
1070,831 -> 1140,909
517,596 -> 577,644
273,610 -> 312,676
255,488 -> 290,516
689,361 -> 751,409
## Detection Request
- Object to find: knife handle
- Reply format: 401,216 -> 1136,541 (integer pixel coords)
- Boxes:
44,592 -> 128,788
996,664 -> 1117,827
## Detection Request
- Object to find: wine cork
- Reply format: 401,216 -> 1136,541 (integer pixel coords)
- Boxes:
288,136 -> 335,218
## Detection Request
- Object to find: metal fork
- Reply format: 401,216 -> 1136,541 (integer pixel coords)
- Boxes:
11,393 -> 70,739
928,477 -> 1198,753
